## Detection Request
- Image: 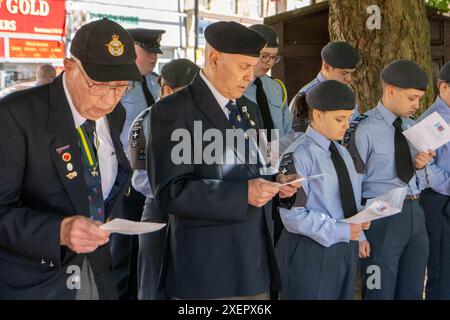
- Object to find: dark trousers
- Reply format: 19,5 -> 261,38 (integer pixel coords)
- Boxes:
361,199 -> 429,300
421,188 -> 450,300
277,231 -> 358,300
137,198 -> 169,300
110,187 -> 145,300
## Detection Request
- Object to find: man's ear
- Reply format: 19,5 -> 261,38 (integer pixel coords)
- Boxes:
386,85 -> 396,99
162,85 -> 173,98
63,58 -> 74,70
210,50 -> 219,72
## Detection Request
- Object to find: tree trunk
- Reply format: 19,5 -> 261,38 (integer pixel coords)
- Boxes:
329,0 -> 435,114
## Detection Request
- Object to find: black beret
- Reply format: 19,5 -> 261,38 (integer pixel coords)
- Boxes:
306,80 -> 355,111
204,21 -> 267,57
381,59 -> 428,91
127,28 -> 165,54
70,18 -> 141,82
321,42 -> 360,69
161,59 -> 199,88
438,61 -> 450,82
249,24 -> 279,48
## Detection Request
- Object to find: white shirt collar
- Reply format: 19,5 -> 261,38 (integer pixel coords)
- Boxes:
199,70 -> 234,112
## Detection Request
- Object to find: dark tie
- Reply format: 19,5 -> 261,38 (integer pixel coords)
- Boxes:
77,120 -> 105,222
225,100 -> 249,131
142,76 -> 155,107
253,77 -> 274,141
393,117 -> 414,183
329,142 -> 358,219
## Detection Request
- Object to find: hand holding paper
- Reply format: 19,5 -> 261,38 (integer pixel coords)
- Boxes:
99,218 -> 166,235
341,187 -> 407,224
402,112 -> 450,152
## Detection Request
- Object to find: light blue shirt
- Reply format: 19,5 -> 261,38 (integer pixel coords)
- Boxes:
418,96 -> 450,196
354,102 -> 433,199
289,72 -> 360,121
244,75 -> 292,137
279,126 -> 363,248
129,108 -> 153,198
120,72 -> 160,153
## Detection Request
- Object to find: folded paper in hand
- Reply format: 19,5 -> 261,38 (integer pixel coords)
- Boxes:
99,218 -> 166,235
402,112 -> 450,152
278,173 -> 326,186
341,187 -> 407,224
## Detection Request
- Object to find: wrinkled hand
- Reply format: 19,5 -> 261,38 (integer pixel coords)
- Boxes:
414,150 -> 435,170
359,240 -> 371,258
276,173 -> 302,199
350,223 -> 363,241
60,215 -> 110,254
248,178 -> 280,208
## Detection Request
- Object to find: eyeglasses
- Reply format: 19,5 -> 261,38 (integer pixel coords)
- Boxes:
260,54 -> 281,64
71,59 -> 135,96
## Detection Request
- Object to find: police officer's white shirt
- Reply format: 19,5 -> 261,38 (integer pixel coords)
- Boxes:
62,73 -> 118,200
200,70 -> 233,119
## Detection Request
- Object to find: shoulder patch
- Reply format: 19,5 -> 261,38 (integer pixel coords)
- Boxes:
129,115 -> 148,170
279,152 -> 295,175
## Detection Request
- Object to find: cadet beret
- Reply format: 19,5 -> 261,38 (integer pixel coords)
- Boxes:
161,59 -> 199,88
381,59 -> 428,91
249,24 -> 279,48
306,80 -> 355,111
127,28 -> 165,54
321,42 -> 360,69
70,18 -> 141,82
204,21 -> 267,57
438,61 -> 450,82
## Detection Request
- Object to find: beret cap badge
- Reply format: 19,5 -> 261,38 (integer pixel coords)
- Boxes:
105,34 -> 125,57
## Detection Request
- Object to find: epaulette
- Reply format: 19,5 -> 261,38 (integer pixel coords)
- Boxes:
342,114 -> 368,147
274,78 -> 287,108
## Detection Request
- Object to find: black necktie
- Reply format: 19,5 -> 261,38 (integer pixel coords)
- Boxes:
393,117 -> 414,183
77,120 -> 105,222
142,76 -> 155,107
329,142 -> 358,219
253,77 -> 275,141
225,100 -> 249,131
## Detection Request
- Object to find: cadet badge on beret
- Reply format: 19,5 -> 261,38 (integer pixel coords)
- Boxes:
105,34 -> 125,57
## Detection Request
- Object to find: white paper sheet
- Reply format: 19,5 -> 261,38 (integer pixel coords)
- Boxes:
99,218 -> 166,235
278,173 -> 326,186
402,112 -> 450,152
341,187 -> 407,224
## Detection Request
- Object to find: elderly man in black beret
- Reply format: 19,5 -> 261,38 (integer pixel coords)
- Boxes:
147,21 -> 300,300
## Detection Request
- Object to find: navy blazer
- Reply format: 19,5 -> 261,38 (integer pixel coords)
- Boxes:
0,74 -> 132,299
147,74 -> 281,299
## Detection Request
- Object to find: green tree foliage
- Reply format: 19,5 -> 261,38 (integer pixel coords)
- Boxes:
426,0 -> 450,12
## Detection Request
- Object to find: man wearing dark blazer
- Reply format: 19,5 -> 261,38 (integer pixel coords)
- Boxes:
0,19 -> 141,299
147,21 -> 300,299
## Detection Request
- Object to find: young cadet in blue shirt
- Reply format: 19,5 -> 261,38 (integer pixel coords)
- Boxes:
276,80 -> 370,300
417,62 -> 450,300
352,59 -> 435,300
289,42 -> 360,125
244,24 -> 292,139
128,59 -> 199,300
112,28 -> 165,300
